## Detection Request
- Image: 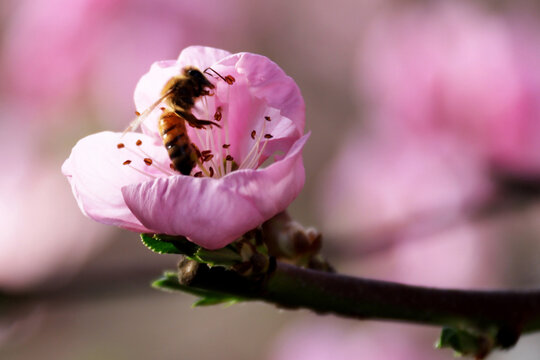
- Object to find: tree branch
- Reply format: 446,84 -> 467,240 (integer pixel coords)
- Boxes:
176,260 -> 540,348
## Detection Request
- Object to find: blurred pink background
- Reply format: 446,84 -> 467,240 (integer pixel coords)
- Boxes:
3,0 -> 540,359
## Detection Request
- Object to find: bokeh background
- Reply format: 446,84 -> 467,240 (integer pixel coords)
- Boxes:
3,0 -> 540,359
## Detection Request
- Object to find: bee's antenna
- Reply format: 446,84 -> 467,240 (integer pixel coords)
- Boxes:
204,67 -> 227,81
204,67 -> 235,85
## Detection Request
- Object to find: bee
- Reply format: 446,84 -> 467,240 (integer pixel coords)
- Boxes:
124,66 -> 234,175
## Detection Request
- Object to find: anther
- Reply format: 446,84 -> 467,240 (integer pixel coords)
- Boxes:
170,163 -> 175,170
136,139 -> 142,146
214,106 -> 222,121
209,167 -> 215,177
264,134 -> 273,139
143,158 -> 153,166
203,154 -> 214,162
226,155 -> 234,161
204,67 -> 235,85
251,130 -> 256,139
265,116 -> 271,121
123,160 -> 132,165
201,150 -> 212,157
194,171 -> 203,177
117,143 -> 125,149
135,111 -> 141,116
160,107 -> 166,111
222,144 -> 231,149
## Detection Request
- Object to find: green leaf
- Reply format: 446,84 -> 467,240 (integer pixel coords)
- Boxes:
436,327 -> 495,358
152,271 -> 246,307
140,233 -> 198,255
141,234 -> 244,268
192,296 -> 240,307
194,246 -> 243,267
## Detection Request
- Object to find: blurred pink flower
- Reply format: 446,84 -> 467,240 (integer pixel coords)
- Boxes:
63,46 -> 307,249
1,0 -> 247,127
269,319 -> 450,360
321,126 -> 492,243
359,2 -> 540,176
0,120 -> 107,292
350,223 -> 498,289
319,126 -> 499,288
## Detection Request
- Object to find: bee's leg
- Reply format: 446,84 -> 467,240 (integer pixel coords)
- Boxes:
176,109 -> 221,129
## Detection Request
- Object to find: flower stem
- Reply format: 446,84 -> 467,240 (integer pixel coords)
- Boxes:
180,260 -> 540,347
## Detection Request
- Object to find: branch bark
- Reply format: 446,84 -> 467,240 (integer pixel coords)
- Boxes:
180,260 -> 540,348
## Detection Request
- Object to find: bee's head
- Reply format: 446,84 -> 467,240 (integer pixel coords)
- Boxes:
183,66 -> 215,89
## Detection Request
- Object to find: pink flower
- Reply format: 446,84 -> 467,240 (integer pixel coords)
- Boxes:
359,2 -> 540,176
269,319 -> 450,360
318,125 -> 499,289
320,125 -> 492,244
63,46 -> 307,250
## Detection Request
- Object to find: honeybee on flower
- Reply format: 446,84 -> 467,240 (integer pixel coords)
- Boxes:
63,46 -> 308,249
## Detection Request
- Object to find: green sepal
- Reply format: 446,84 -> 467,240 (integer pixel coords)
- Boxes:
194,246 -> 243,267
436,327 -> 495,358
140,234 -> 198,256
142,233 -> 245,268
152,271 -> 246,307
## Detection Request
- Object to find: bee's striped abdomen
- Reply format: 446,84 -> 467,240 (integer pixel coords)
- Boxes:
158,111 -> 198,175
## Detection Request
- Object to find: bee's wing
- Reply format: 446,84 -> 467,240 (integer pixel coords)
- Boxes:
122,90 -> 174,136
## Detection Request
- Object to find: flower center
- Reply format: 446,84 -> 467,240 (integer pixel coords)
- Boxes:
191,91 -> 275,178
117,72 -> 275,179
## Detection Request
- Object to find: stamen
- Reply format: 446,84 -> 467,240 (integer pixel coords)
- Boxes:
136,139 -> 142,146
214,106 -> 222,121
190,99 -> 221,177
251,130 -> 257,139
144,158 -> 153,166
204,104 -> 224,176
117,143 -> 125,149
226,155 -> 234,161
222,144 -> 231,149
126,164 -> 157,179
265,116 -> 271,122
201,150 -> 212,157
124,144 -> 173,176
123,160 -> 132,165
193,153 -> 212,178
221,89 -> 232,175
264,134 -> 273,139
203,67 -> 235,85
248,137 -> 271,169
203,154 -> 214,162
135,111 -> 141,116
239,119 -> 268,169
209,167 -> 215,177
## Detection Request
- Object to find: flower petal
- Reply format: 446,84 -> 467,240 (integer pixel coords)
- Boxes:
204,77 -> 299,167
62,131 -> 171,232
122,134 -> 309,249
215,52 -> 305,135
133,60 -> 182,142
177,45 -> 232,71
